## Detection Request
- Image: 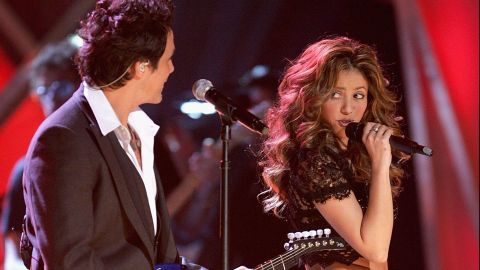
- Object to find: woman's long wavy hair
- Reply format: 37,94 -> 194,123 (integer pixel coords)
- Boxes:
260,37 -> 409,216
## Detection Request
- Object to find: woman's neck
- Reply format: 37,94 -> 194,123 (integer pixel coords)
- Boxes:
337,137 -> 349,151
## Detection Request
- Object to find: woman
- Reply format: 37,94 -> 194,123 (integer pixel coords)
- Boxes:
260,37 -> 409,270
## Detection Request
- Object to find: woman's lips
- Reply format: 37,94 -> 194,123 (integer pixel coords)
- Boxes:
338,120 -> 353,127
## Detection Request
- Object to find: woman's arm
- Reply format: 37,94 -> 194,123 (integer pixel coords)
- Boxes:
315,122 -> 393,264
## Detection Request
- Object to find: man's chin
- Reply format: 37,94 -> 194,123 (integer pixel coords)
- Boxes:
147,95 -> 163,104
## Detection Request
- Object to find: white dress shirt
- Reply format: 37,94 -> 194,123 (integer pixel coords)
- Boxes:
84,82 -> 159,233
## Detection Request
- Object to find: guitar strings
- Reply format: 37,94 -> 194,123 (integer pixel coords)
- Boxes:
255,245 -> 311,270
256,247 -> 305,270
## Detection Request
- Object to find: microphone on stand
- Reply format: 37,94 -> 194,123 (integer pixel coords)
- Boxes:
192,79 -> 268,135
346,122 -> 433,157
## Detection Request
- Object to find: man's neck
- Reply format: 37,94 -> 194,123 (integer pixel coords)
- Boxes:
102,85 -> 139,126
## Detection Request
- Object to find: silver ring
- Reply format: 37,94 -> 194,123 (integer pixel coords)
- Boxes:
372,126 -> 380,133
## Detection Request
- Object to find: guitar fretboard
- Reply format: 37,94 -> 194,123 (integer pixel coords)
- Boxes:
254,248 -> 298,270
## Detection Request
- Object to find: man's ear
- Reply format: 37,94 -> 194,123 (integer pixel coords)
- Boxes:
133,61 -> 150,78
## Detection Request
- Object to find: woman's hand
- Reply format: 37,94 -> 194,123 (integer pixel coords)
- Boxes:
361,122 -> 393,168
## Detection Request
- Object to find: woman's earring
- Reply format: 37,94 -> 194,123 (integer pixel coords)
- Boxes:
139,63 -> 146,73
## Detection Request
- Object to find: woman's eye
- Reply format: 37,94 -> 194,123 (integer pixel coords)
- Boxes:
331,91 -> 341,98
353,93 -> 365,99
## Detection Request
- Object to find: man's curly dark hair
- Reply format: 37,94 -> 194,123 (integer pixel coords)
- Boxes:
75,0 -> 174,89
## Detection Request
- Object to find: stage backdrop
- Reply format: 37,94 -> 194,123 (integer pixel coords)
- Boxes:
394,0 -> 478,269
0,48 -> 43,197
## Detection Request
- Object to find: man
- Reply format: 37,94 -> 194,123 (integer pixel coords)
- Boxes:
2,38 -> 79,270
22,1 -> 179,269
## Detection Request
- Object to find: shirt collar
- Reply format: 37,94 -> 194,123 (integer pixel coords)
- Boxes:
128,109 -> 160,138
83,82 -> 159,137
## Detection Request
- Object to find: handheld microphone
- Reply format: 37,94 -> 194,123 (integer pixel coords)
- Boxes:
192,79 -> 268,135
346,122 -> 433,156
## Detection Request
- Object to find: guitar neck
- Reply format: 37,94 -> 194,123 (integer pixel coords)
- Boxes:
254,249 -> 299,270
253,236 -> 347,270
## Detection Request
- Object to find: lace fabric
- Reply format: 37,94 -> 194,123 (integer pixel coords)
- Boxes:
284,148 -> 369,268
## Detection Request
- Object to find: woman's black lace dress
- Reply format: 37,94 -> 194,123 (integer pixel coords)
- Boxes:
284,147 -> 370,268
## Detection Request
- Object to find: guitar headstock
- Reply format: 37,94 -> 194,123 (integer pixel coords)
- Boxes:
284,228 -> 347,255
253,228 -> 348,270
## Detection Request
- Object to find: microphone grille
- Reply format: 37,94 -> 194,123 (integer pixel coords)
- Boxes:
192,79 -> 213,101
345,122 -> 364,141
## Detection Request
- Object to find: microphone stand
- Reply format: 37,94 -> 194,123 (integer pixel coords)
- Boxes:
219,113 -> 233,270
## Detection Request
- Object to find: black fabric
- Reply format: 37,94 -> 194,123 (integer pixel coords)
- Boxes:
22,87 -> 178,269
109,136 -> 156,239
284,147 -> 369,268
153,166 -> 180,264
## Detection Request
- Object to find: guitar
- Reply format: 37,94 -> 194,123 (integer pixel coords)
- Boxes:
155,228 -> 346,270
154,264 -> 187,270
253,228 -> 347,270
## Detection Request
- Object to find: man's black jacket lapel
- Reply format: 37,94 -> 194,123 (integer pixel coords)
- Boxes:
74,88 -> 156,264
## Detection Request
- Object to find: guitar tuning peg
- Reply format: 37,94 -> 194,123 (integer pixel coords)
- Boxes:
317,229 -> 323,237
287,232 -> 295,241
324,228 -> 331,237
308,230 -> 316,238
294,232 -> 302,239
283,242 -> 291,251
301,231 -> 309,239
